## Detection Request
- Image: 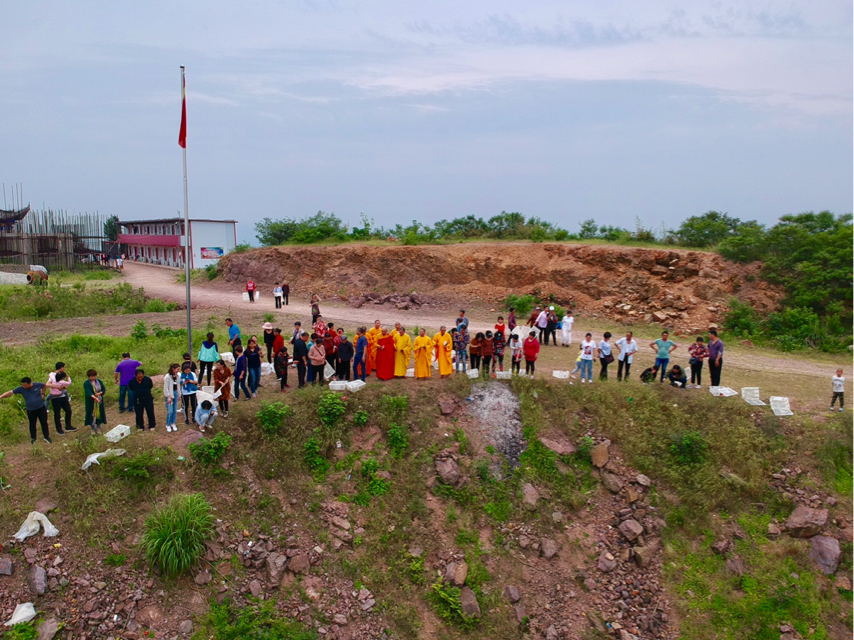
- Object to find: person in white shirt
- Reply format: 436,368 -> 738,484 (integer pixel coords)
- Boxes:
579,333 -> 597,383
273,283 -> 284,309
598,332 -> 614,380
535,309 -> 549,344
830,369 -> 845,412
561,311 -> 574,346
615,332 -> 639,381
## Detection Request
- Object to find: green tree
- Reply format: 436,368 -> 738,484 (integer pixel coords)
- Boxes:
578,218 -> 598,239
104,215 -> 120,241
255,217 -> 299,245
487,211 -> 526,238
673,211 -> 742,247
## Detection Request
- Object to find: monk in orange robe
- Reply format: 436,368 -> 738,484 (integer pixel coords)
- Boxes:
433,326 -> 454,378
413,329 -> 433,380
365,320 -> 382,375
375,329 -> 396,381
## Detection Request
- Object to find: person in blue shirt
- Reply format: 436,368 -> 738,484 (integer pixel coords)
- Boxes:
233,346 -> 250,400
226,318 -> 241,349
353,327 -> 368,382
649,331 -> 677,383
194,400 -> 217,432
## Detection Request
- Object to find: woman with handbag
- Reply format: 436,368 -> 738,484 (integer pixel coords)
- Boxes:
688,337 -> 709,389
599,332 -> 614,380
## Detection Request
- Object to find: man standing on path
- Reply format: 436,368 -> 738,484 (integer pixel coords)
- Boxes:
48,362 -> 77,434
707,329 -> 724,387
226,318 -> 242,349
535,307 -> 549,344
282,282 -> 290,306
0,377 -> 66,444
273,283 -> 284,309
293,332 -> 310,389
128,368 -> 156,431
615,332 -> 638,381
114,352 -> 141,414
650,331 -> 677,383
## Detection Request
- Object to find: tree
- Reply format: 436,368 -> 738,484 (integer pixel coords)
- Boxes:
578,219 -> 598,239
104,215 -> 120,241
673,211 -> 742,247
255,217 -> 299,246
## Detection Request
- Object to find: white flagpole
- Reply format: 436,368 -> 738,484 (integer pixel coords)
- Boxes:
181,66 -> 192,355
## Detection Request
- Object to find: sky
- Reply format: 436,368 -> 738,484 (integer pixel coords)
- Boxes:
1,1 -> 851,244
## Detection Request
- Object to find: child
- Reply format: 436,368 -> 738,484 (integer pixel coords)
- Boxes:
182,352 -> 197,373
509,333 -> 523,375
481,331 -> 495,378
469,332 -> 483,371
831,369 -> 845,412
83,369 -> 107,434
213,360 -> 232,418
233,346 -> 250,400
493,330 -> 505,374
180,362 -> 199,425
453,326 -> 469,373
570,345 -> 583,379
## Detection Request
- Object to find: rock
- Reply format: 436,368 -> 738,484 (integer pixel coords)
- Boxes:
178,619 -> 194,635
34,498 -> 58,514
601,472 -> 623,493
518,534 -> 531,549
597,551 -> 617,572
266,552 -> 288,587
633,546 -> 656,568
0,558 -> 14,576
439,400 -> 456,415
545,624 -> 559,640
435,458 -> 460,485
330,516 -> 351,530
711,539 -> 731,555
725,556 -> 746,576
330,527 -> 353,543
408,546 -> 423,557
504,585 -> 521,603
194,571 -> 212,585
591,440 -> 610,468
136,604 -> 165,629
513,601 -> 526,623
37,618 -> 60,640
540,437 -> 576,456
459,586 -> 481,618
249,579 -> 263,597
785,506 -> 828,538
376,470 -> 391,480
626,487 -> 640,504
24,548 -> 37,563
619,519 -> 644,541
652,310 -> 669,322
586,610 -> 607,634
333,614 -> 348,625
584,577 -> 597,591
809,536 -> 841,574
288,554 -> 310,575
767,523 -> 782,537
361,598 -> 376,611
541,538 -> 558,560
521,483 -> 539,511
28,565 -> 47,595
835,576 -> 852,591
636,474 -> 651,487
552,511 -> 564,523
453,561 -> 469,587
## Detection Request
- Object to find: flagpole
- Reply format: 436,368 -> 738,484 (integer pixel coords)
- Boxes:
180,66 -> 192,355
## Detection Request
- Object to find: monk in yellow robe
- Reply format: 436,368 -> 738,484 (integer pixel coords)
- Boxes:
433,326 -> 454,378
365,320 -> 382,375
413,329 -> 433,380
391,322 -> 402,342
394,327 -> 412,378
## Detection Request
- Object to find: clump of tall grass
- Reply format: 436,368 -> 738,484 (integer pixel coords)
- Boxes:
143,493 -> 213,576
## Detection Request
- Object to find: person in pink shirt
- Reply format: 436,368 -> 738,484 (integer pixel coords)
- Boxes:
47,361 -> 77,435
523,330 -> 540,376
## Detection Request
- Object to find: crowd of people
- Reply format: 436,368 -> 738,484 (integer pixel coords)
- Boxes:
1,292 -> 844,445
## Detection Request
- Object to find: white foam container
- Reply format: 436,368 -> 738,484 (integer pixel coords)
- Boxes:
329,381 -> 348,391
405,368 -> 415,378
552,370 -> 570,379
466,368 -> 480,379
220,352 -> 235,365
105,424 -> 131,443
346,380 -> 366,393
495,371 -> 512,380
201,385 -> 215,395
242,292 -> 250,301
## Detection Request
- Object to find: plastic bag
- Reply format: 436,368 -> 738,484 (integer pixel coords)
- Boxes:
13,512 -> 59,541
4,603 -> 36,626
324,362 -> 335,380
81,448 -> 127,471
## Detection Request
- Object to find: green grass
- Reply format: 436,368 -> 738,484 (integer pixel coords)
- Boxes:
0,282 -> 171,321
192,601 -> 317,639
143,493 -> 214,577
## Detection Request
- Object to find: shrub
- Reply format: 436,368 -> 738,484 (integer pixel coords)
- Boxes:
353,410 -> 369,428
503,294 -> 536,318
190,432 -> 232,466
110,449 -> 173,490
318,393 -> 346,429
256,402 -> 294,436
196,601 -> 316,639
104,553 -> 126,567
130,320 -> 147,340
144,298 -> 168,313
669,431 -> 709,466
2,622 -> 38,639
231,243 -> 251,253
428,581 -> 479,629
204,263 -> 218,280
387,423 -> 409,458
304,431 -> 330,481
143,493 -> 213,577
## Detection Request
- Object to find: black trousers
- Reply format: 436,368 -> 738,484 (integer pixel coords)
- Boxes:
526,360 -> 535,374
470,354 -> 481,370
831,392 -> 844,408
512,357 -> 521,374
28,406 -> 50,441
336,360 -> 351,381
599,357 -> 610,379
617,359 -> 632,380
481,356 -> 493,376
51,396 -> 72,432
266,344 -> 274,363
182,394 -> 197,423
275,296 -> 282,308
248,290 -> 255,302
134,397 -> 156,429
278,366 -> 289,389
708,358 -> 722,387
283,294 -> 288,305
199,360 -> 215,386
297,361 -> 307,388
690,361 -> 703,385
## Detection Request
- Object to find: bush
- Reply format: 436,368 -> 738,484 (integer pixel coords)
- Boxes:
353,410 -> 369,427
190,432 -> 232,466
195,601 -> 317,639
204,263 -> 218,280
387,423 -> 408,458
144,298 -> 167,313
143,493 -> 213,577
669,431 -> 709,466
318,393 -> 346,429
503,294 -> 536,318
231,243 -> 251,253
131,320 -> 148,340
256,402 -> 294,436
2,622 -> 38,639
304,431 -> 330,481
428,581 -> 479,629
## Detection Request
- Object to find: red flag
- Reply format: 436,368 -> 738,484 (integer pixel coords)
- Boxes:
178,73 -> 187,148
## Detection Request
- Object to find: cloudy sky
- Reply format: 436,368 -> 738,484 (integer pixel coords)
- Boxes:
1,1 -> 851,243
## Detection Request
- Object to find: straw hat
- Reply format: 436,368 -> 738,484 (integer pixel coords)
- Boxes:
262,322 -> 273,330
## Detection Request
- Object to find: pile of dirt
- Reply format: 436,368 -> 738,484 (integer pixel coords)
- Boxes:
219,242 -> 784,335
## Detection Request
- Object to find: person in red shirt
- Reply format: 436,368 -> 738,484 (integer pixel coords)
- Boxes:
494,316 -> 506,337
246,279 -> 257,302
272,328 -> 285,357
523,330 -> 540,376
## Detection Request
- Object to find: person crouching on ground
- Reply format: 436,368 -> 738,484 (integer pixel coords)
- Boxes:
194,400 -> 217,433
667,364 -> 688,388
640,365 -> 659,384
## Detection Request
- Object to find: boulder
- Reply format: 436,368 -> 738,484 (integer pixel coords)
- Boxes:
34,498 -> 58,514
0,558 -> 14,576
504,585 -> 521,603
453,561 -> 469,587
635,474 -> 652,487
540,437 -> 576,456
287,554 -> 310,575
591,440 -> 610,468
439,400 -> 456,415
597,550 -> 617,572
330,516 -> 351,530
633,545 -> 656,568
459,586 -> 481,618
266,552 -> 288,587
711,539 -> 730,555
785,506 -> 828,538
194,571 -> 212,585
725,556 -> 746,576
809,536 -> 841,574
521,483 -> 539,511
28,565 -> 47,595
601,472 -> 624,493
37,618 -> 60,640
178,620 -> 194,636
435,458 -> 460,485
540,538 -> 558,560
619,519 -> 644,541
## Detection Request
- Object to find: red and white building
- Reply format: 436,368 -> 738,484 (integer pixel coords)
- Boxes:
118,217 -> 238,268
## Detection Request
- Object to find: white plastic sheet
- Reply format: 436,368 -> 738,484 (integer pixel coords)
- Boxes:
13,512 -> 59,541
324,362 -> 335,380
552,370 -> 570,379
741,387 -> 766,406
709,386 -> 738,397
770,397 -> 794,416
81,448 -> 127,471
4,603 -> 36,626
261,362 -> 275,376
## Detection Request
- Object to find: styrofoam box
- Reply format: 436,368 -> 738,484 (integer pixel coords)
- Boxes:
495,371 -> 512,380
552,370 -> 570,379
201,386 -> 215,394
466,368 -> 480,379
220,352 -> 235,365
329,381 -> 348,391
242,292 -> 250,301
346,380 -> 366,393
105,424 -> 131,443
405,368 -> 415,378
